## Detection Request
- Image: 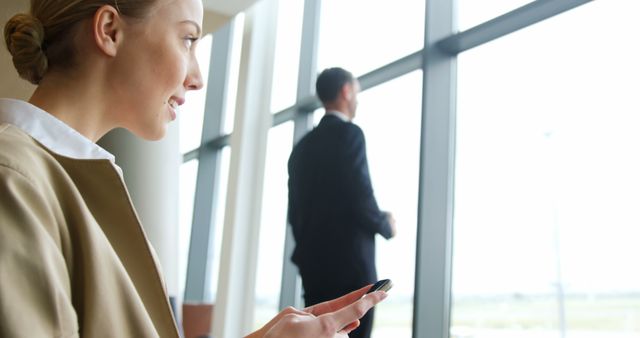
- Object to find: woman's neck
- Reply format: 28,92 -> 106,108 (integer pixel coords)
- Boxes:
29,69 -> 113,142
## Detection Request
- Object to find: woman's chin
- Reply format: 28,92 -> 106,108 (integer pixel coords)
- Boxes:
135,124 -> 167,141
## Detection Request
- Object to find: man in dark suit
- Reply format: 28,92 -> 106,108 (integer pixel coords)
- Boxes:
287,67 -> 396,338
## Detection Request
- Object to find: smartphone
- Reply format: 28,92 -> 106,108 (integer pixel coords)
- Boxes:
366,279 -> 393,294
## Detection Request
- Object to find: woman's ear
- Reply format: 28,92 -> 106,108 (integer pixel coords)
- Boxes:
93,5 -> 122,57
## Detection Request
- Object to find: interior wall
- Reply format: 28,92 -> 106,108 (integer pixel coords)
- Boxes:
203,10 -> 231,36
0,0 -> 36,100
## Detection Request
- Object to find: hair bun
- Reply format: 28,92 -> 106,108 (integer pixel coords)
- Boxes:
4,13 -> 48,85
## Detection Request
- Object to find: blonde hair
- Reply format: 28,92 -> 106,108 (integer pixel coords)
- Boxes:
3,0 -> 156,85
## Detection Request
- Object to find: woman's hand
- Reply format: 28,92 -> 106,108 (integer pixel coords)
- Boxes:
246,285 -> 387,338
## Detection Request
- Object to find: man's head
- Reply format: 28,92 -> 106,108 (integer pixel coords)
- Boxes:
316,67 -> 360,120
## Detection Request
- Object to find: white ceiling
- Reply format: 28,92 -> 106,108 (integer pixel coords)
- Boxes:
202,0 -> 260,16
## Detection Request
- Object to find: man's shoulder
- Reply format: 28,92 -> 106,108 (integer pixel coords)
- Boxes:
343,121 -> 363,134
295,121 -> 364,148
334,122 -> 364,143
316,117 -> 363,135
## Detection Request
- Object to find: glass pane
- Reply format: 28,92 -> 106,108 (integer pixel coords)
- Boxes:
453,1 -> 640,337
270,0 -> 303,114
180,34 -> 213,154
253,122 -> 294,328
312,107 -> 323,126
357,71 -> 422,337
178,147 -> 231,302
317,0 -> 425,77
178,159 -> 199,300
222,15 -> 245,135
211,147 -> 231,301
458,0 -> 533,31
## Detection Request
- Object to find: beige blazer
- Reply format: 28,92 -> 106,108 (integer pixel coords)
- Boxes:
0,123 -> 179,338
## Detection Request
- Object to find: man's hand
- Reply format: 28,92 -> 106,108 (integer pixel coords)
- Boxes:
383,211 -> 397,238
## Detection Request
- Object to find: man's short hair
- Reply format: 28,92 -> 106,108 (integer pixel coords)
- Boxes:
315,67 -> 354,104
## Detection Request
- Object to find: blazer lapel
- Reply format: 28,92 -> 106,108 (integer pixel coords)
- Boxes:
57,156 -> 179,337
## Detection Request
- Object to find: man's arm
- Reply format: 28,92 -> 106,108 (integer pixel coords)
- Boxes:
341,124 -> 393,239
287,150 -> 303,237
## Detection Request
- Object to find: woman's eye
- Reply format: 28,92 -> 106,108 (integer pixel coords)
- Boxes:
184,37 -> 198,49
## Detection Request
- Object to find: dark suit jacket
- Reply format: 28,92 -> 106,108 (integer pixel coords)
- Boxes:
288,114 -> 392,293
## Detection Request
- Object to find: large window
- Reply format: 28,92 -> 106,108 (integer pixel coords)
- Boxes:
178,0 -> 640,336
452,1 -> 640,337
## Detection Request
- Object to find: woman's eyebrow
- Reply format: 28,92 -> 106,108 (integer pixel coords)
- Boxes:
181,20 -> 202,36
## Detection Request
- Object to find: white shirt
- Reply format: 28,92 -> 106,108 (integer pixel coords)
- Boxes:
0,98 -> 119,169
326,110 -> 350,122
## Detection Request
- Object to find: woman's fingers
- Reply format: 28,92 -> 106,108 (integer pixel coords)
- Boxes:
283,306 -> 311,316
305,284 -> 373,315
324,291 -> 387,331
256,306 -> 313,335
260,291 -> 386,338
338,319 -> 360,334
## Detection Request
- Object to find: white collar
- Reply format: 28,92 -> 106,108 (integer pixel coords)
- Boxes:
0,98 -> 116,162
326,110 -> 350,122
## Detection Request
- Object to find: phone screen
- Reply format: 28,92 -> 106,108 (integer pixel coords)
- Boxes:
366,279 -> 393,294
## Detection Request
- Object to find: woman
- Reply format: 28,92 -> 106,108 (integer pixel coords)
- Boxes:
0,0 -> 387,337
